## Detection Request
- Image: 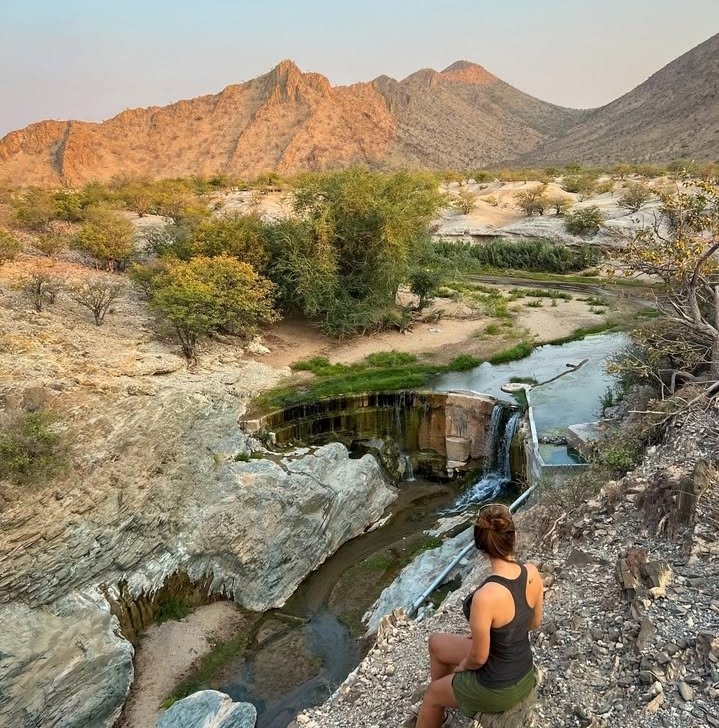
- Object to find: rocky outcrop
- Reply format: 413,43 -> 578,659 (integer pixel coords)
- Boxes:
0,591 -> 134,728
0,382 -> 395,727
157,691 -> 256,728
299,405 -> 719,728
363,528 -> 472,633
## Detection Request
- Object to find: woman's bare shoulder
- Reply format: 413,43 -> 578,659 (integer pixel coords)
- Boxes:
524,562 -> 541,581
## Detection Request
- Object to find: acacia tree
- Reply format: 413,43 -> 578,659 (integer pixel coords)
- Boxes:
149,255 -> 278,364
67,279 -> 124,325
455,188 -> 478,214
515,184 -> 549,216
618,182 -> 653,213
72,206 -> 135,271
190,214 -> 268,271
620,178 -> 719,385
20,270 -> 60,312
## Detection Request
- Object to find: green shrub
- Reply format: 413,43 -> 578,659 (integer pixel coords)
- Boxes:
598,441 -> 642,474
488,341 -> 533,364
0,230 -> 22,264
565,206 -> 604,236
408,269 -> 441,309
447,354 -> 483,371
618,182 -> 652,212
365,351 -> 418,367
484,323 -> 501,335
432,239 -> 600,274
155,597 -> 192,624
0,410 -> 67,483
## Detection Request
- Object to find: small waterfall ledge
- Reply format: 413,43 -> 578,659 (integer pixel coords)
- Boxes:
241,390 -> 510,478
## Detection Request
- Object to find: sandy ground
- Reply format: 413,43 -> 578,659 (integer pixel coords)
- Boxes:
118,602 -> 250,728
257,292 -> 613,370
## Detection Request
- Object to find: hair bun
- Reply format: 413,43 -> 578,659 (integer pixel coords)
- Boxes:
476,507 -> 514,533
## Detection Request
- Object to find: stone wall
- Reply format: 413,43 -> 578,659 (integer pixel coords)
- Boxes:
242,390 -> 499,475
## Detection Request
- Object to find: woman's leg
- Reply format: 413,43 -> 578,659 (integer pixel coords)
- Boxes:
428,633 -> 472,680
416,674 -> 459,728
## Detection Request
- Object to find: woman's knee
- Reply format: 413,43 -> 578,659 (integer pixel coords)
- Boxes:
423,676 -> 458,709
428,632 -> 468,662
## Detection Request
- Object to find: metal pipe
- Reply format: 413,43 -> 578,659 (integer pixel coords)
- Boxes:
407,485 -> 536,616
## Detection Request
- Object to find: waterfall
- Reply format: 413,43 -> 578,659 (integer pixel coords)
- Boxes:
449,405 -> 520,512
403,454 -> 415,482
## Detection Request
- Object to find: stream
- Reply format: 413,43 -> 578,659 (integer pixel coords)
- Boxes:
195,333 -> 625,727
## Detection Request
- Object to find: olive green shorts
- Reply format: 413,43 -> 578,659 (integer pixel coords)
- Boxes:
451,668 -> 535,716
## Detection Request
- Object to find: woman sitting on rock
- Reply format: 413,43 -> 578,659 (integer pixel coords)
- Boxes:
416,504 -> 543,727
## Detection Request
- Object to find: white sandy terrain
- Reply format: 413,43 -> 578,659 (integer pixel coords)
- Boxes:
118,602 -> 249,728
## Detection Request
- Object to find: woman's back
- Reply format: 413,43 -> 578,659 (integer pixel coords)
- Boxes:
476,563 -> 534,688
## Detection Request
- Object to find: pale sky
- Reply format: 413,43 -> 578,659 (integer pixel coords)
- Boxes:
1,0 -> 718,136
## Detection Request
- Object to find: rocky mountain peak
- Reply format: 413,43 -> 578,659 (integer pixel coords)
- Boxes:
440,60 -> 496,84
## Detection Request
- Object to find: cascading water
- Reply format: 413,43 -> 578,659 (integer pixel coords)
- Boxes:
449,405 -> 521,512
403,454 -> 415,482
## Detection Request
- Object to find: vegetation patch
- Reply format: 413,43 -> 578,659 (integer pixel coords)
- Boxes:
154,597 -> 192,624
0,410 -> 68,484
488,341 -> 534,364
431,238 -> 601,274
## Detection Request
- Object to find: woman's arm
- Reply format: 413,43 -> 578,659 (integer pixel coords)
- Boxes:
527,563 -> 544,630
455,587 -> 493,672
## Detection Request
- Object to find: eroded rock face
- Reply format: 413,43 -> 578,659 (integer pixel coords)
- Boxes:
157,691 -> 257,728
0,590 -> 134,728
0,383 -> 395,728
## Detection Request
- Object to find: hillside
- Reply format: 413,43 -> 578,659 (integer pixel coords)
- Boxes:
0,33 -> 717,186
0,60 -> 582,186
524,32 -> 719,165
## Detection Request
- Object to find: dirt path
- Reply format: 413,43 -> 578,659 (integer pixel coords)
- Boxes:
118,602 -> 250,728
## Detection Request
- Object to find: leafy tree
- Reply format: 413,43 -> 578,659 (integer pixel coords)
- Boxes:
282,169 -> 443,335
14,188 -> 57,230
20,270 -> 59,312
564,206 -> 604,236
148,255 -> 278,363
52,191 -> 86,222
618,182 -> 653,213
455,188 -> 478,214
190,214 -> 268,271
0,230 -> 21,264
72,206 -> 135,271
67,278 -> 124,325
409,269 -> 441,310
619,178 -> 719,382
143,223 -> 194,260
562,173 -> 597,201
546,194 -> 572,216
613,164 -> 633,180
32,232 -> 69,257
515,184 -> 549,216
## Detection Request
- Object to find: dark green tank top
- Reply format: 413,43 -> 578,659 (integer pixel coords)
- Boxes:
462,562 -> 534,688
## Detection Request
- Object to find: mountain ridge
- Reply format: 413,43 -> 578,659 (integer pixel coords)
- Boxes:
1,33 -> 717,186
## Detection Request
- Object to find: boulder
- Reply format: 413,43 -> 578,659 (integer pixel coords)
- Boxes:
0,590 -> 134,728
157,690 -> 257,727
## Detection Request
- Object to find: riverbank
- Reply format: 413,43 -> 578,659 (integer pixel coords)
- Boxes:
298,402 -> 719,728
118,602 -> 250,728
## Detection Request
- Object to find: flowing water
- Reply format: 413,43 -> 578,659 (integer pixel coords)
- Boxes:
447,407 -> 521,512
435,333 -> 626,435
199,334 -> 625,725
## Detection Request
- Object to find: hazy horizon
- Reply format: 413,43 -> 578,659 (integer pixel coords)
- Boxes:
1,0 -> 718,137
